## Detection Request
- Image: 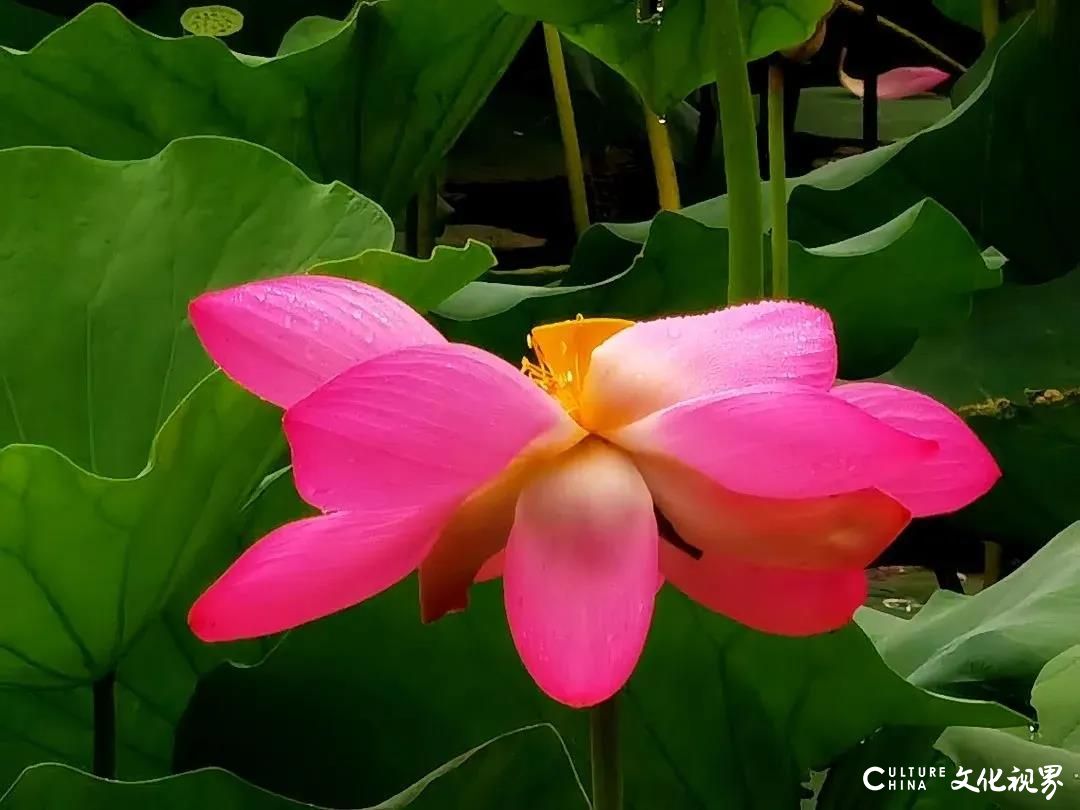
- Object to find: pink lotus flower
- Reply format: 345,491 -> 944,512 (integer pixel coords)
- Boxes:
187,277 -> 999,707
839,48 -> 951,100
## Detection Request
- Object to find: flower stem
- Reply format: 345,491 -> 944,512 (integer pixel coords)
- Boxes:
767,63 -> 788,299
590,696 -> 622,810
93,671 -> 116,779
710,0 -> 764,304
644,110 -> 681,211
981,0 -> 1000,42
543,23 -> 591,237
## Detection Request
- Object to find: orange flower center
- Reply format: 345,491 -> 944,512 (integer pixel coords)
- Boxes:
521,316 -> 633,423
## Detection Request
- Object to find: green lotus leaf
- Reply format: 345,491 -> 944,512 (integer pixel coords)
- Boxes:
0,725 -> 586,809
0,137 -> 492,784
497,0 -> 834,113
857,522 -> 1080,707
0,0 -> 531,213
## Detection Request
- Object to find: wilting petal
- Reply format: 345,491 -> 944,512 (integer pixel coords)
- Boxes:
641,456 -> 910,569
189,507 -> 451,641
285,343 -> 583,513
841,65 -> 950,100
581,301 -> 837,430
613,384 -> 935,499
504,441 -> 658,707
190,275 -> 444,408
419,462 -> 526,622
660,542 -> 868,636
832,383 -> 1000,516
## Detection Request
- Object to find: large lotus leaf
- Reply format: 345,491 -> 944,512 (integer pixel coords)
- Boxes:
1031,645 -> 1080,752
0,138 -> 392,477
175,484 -> 1019,810
308,242 -> 497,313
820,648 -> 1080,808
435,199 -> 998,378
937,727 -> 1080,808
886,273 -> 1080,409
815,728 -> 995,810
0,1 -> 531,213
931,644 -> 1080,807
0,136 -> 394,687
0,138 -> 492,785
795,87 -> 953,143
0,725 -> 587,809
887,270 -> 1080,548
497,0 -> 832,113
856,523 -> 1080,708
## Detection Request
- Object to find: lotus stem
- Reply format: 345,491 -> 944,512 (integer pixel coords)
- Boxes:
644,110 -> 682,211
710,0 -> 764,304
839,0 -> 968,73
543,24 -> 591,237
981,0 -> 1000,42
590,695 -> 622,810
767,63 -> 789,298
93,671 -> 117,779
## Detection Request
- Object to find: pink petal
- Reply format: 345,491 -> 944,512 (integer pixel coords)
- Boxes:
503,441 -> 658,708
189,507 -> 451,641
832,383 -> 1000,516
613,383 -> 936,499
640,456 -> 910,569
190,275 -> 445,408
582,301 -> 837,430
660,542 -> 867,636
841,66 -> 950,100
285,343 -> 583,513
475,549 -> 505,582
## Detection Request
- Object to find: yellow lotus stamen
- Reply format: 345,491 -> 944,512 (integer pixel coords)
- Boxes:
521,317 -> 635,420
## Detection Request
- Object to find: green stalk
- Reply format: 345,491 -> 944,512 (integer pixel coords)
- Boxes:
543,23 -> 591,237
767,63 -> 788,298
981,0 -> 1000,42
710,0 -> 764,304
590,697 -> 622,810
644,110 -> 682,211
